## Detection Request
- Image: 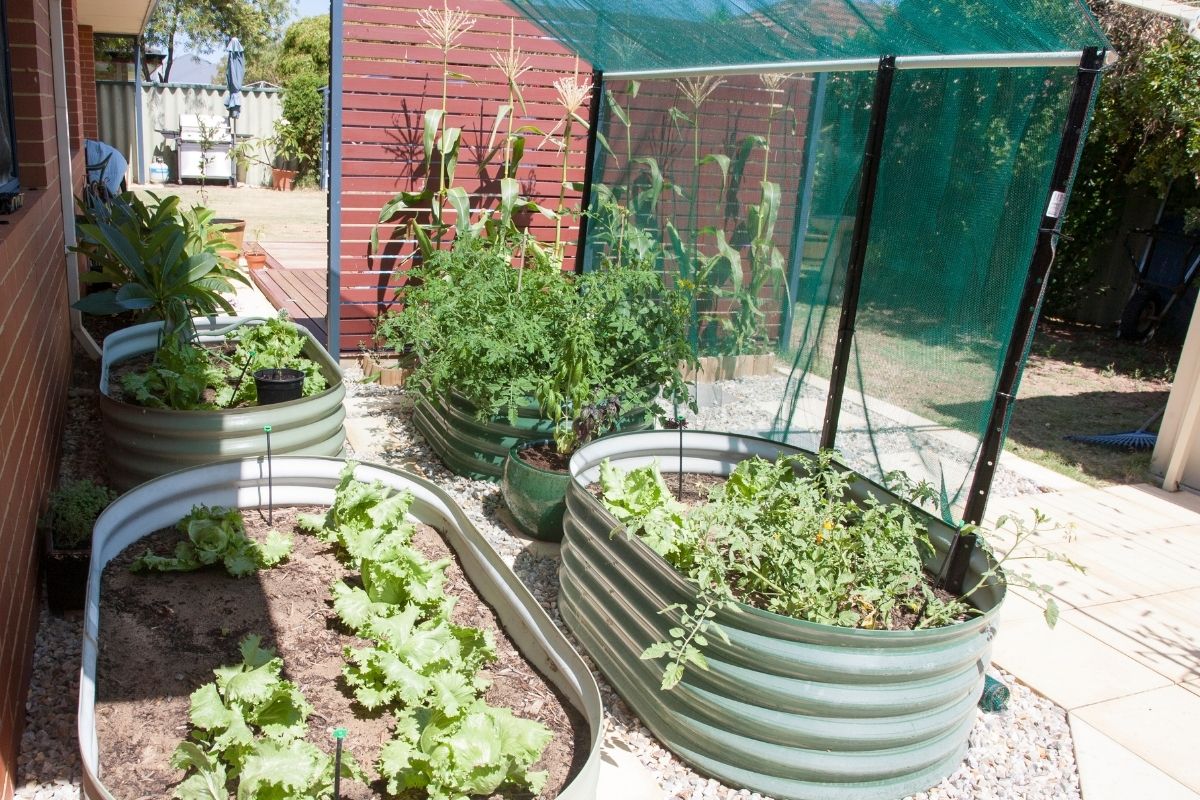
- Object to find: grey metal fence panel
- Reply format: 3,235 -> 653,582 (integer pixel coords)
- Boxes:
95,81 -> 137,177
95,81 -> 283,187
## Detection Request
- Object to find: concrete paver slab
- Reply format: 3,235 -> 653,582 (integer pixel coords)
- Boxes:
1073,685 -> 1200,793
1069,716 -> 1199,800
991,616 -> 1173,710
1061,590 -> 1200,684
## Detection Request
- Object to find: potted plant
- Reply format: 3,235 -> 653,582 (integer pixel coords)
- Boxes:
558,429 -> 1072,800
243,242 -> 269,270
99,313 -> 346,490
39,479 -> 117,614
270,118 -> 306,191
77,456 -> 604,800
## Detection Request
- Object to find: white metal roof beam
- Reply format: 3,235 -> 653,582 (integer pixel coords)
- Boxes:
606,51 -> 1095,81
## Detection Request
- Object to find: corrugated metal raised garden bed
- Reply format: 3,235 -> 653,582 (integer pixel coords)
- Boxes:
561,430 -> 1006,800
79,457 -> 604,800
413,389 -> 653,482
99,316 -> 346,490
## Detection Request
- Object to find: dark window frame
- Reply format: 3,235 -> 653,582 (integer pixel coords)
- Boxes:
0,0 -> 19,194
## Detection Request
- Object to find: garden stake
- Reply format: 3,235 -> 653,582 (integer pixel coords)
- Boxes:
332,727 -> 346,799
264,425 -> 274,526
226,350 -> 256,408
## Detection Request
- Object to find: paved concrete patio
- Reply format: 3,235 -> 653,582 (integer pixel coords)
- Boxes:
988,481 -> 1200,799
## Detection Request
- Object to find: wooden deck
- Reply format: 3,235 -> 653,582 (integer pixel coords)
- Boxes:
249,242 -> 328,341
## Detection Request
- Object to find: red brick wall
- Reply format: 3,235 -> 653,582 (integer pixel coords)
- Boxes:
0,0 -> 73,794
61,0 -> 83,149
78,24 -> 95,140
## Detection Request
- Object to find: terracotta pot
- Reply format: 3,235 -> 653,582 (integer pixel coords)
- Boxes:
212,218 -> 245,255
271,167 -> 297,191
244,250 -> 268,270
359,352 -> 416,387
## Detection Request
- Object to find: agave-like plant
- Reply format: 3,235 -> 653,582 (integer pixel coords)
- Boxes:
72,192 -> 247,341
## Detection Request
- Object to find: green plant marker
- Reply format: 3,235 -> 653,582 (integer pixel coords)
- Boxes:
264,425 -> 274,525
979,674 -> 1010,713
332,727 -> 347,800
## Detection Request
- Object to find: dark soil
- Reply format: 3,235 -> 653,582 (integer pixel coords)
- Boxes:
94,506 -> 585,799
82,311 -> 138,346
587,471 -> 726,508
517,443 -> 570,473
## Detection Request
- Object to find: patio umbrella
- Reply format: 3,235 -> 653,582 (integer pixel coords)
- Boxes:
225,36 -> 244,186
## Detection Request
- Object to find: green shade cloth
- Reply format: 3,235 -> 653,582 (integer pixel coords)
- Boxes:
504,0 -> 1106,75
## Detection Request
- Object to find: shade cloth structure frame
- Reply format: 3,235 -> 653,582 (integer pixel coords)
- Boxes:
502,0 -> 1109,77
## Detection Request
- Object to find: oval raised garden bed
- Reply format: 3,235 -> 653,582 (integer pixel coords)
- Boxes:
78,456 -> 604,800
412,389 -> 653,482
99,316 -> 346,490
561,430 -> 1005,800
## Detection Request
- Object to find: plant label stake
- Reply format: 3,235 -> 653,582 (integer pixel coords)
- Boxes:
665,415 -> 687,497
264,425 -> 274,526
229,347 -> 260,407
332,727 -> 346,799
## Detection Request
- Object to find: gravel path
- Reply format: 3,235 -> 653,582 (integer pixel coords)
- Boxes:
13,365 -> 1079,800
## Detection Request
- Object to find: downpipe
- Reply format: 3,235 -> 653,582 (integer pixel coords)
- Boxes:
48,0 -> 101,359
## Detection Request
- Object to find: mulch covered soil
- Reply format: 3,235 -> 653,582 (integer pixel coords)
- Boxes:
94,506 -> 586,799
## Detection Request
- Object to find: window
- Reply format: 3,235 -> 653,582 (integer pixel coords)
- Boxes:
0,0 -> 18,194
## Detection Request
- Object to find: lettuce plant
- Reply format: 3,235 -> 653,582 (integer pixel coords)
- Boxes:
131,505 -> 291,577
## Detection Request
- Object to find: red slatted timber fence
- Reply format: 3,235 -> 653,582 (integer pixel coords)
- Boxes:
334,0 -> 592,353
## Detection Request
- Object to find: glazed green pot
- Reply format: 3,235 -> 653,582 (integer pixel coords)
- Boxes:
501,440 -> 571,541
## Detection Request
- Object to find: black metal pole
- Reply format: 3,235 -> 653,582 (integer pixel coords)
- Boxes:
819,56 -> 896,451
944,46 -> 1105,593
574,69 -> 604,274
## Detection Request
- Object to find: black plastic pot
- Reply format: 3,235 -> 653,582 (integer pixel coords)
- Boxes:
43,528 -> 89,615
253,368 -> 305,405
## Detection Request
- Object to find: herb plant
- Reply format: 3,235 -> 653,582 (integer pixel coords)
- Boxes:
40,479 -> 117,550
131,504 -> 292,577
171,634 -> 364,800
599,452 -> 973,688
299,463 -> 553,799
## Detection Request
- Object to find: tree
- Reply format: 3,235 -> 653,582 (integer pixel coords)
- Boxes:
143,0 -> 293,83
1048,2 -> 1200,313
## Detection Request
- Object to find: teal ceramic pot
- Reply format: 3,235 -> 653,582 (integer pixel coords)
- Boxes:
502,440 -> 571,541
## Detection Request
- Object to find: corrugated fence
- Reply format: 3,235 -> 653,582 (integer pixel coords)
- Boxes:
334,0 -> 591,352
96,81 -> 284,188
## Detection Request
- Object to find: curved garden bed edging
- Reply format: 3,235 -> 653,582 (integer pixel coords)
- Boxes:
561,430 -> 1005,800
99,316 -> 346,490
78,456 -> 604,800
413,389 -> 652,481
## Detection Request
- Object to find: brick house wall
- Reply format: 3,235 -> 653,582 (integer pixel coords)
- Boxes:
0,0 -> 80,792
78,23 -> 94,140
